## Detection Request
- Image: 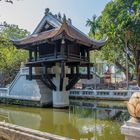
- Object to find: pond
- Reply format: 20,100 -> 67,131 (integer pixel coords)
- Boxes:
0,100 -> 129,140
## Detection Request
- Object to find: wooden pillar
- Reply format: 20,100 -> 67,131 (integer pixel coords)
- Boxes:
34,49 -> 37,61
71,67 -> 74,75
60,61 -> 65,91
29,66 -> 32,80
84,49 -> 86,61
87,49 -> 90,79
87,64 -> 90,79
61,45 -> 65,57
61,61 -> 65,79
61,38 -> 65,57
81,48 -> 85,60
76,65 -> 79,75
29,50 -> 32,62
54,45 -> 57,58
45,66 -> 47,77
67,44 -> 69,58
87,49 -> 90,61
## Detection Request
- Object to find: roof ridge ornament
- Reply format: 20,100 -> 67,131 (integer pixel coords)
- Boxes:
68,18 -> 72,25
58,12 -> 62,22
63,14 -> 67,23
45,8 -> 50,15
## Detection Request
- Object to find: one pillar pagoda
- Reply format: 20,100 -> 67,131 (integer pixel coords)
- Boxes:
13,9 -> 107,108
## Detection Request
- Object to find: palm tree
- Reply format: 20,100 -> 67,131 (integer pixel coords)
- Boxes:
86,15 -> 98,38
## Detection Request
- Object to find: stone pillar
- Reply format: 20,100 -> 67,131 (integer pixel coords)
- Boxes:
122,92 -> 140,140
52,63 -> 69,108
121,117 -> 140,140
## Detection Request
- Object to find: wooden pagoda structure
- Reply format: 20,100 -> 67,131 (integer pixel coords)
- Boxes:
13,9 -> 107,92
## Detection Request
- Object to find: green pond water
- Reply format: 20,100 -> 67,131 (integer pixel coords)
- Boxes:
0,100 -> 129,140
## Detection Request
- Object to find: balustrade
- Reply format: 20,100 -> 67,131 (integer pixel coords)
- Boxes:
70,89 -> 139,100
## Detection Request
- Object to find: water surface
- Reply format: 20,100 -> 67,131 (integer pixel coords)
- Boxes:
0,100 -> 129,140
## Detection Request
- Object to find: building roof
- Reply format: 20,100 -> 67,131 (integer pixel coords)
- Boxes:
14,28 -> 60,46
13,9 -> 107,50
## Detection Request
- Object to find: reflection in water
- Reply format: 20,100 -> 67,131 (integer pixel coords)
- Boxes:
0,100 -> 129,140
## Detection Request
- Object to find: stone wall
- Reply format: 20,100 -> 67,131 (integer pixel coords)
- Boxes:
9,67 -> 52,107
0,122 -> 71,140
0,98 -> 41,107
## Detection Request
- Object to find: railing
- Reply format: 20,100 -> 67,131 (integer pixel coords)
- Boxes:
0,67 -> 40,101
8,67 -> 29,93
39,53 -> 54,58
20,67 -> 29,75
8,71 -> 20,93
29,52 -> 88,62
69,53 -> 80,58
69,53 -> 88,61
0,92 -> 40,101
69,89 -> 139,100
0,88 -> 9,96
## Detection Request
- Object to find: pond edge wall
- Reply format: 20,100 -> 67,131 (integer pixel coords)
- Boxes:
0,122 -> 71,140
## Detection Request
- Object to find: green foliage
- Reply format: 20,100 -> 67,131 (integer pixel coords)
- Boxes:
86,15 -> 98,38
87,0 -> 140,80
0,23 -> 29,85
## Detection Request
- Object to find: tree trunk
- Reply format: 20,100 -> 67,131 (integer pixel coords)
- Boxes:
138,74 -> 140,87
135,63 -> 140,87
115,61 -> 132,80
135,51 -> 140,87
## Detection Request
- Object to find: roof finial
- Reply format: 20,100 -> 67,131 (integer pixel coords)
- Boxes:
58,12 -> 62,21
54,14 -> 57,19
45,8 -> 50,15
68,18 -> 72,24
63,14 -> 67,23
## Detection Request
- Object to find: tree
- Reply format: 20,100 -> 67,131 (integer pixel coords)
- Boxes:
86,15 -> 98,38
87,0 -> 140,85
0,23 -> 29,86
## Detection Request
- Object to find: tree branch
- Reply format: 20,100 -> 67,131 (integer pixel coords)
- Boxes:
0,0 -> 13,4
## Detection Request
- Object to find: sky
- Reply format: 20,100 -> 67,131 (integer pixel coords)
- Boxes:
0,0 -> 111,34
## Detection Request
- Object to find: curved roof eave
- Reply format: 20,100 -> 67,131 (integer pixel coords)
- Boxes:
92,37 -> 108,47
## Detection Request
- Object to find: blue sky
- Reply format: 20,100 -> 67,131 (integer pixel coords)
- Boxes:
0,0 -> 111,34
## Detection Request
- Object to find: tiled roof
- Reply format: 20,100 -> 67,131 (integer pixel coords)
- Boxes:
14,28 -> 60,45
14,19 -> 107,49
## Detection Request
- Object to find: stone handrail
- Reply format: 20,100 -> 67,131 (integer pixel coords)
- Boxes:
0,122 -> 71,140
9,71 -> 21,93
0,85 -> 40,101
0,90 -> 40,101
70,89 -> 139,100
0,88 -> 8,96
20,67 -> 29,75
9,67 -> 29,93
